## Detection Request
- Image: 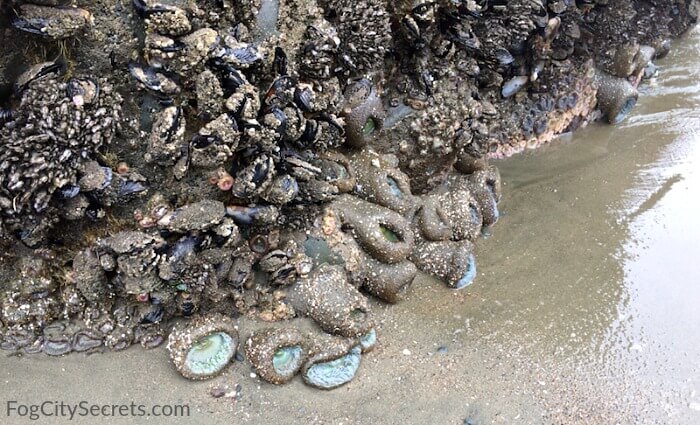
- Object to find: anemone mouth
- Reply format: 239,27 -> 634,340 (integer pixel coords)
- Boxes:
272,345 -> 304,376
386,175 -> 403,198
359,329 -> 377,352
612,96 -> 638,124
379,224 -> 402,243
304,346 -> 362,390
184,331 -> 236,377
362,117 -> 377,136
454,254 -> 477,290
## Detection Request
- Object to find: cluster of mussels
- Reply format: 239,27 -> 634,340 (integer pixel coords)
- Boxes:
0,0 -> 696,389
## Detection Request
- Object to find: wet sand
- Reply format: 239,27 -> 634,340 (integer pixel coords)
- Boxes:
2,27 -> 699,425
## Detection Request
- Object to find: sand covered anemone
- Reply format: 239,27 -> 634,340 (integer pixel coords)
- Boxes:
341,79 -> 386,148
289,263 -> 375,338
167,314 -> 239,380
410,239 -> 478,290
417,190 -> 484,243
349,151 -> 417,216
594,69 -> 639,125
302,336 -> 362,390
245,328 -> 309,384
350,254 -> 417,303
449,166 -> 503,232
331,195 -> 415,264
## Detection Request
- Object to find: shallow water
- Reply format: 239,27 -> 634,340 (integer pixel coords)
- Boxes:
1,27 -> 699,425
472,25 -> 700,423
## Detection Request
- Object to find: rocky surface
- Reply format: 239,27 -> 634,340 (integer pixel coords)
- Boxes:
0,0 -> 696,389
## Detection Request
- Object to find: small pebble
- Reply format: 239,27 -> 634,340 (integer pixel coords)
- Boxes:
402,349 -> 411,356
210,386 -> 226,398
437,346 -> 448,354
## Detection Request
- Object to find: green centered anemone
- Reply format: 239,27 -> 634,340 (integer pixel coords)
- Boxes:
184,332 -> 236,377
167,313 -> 239,380
303,345 -> 362,390
379,224 -> 401,243
272,345 -> 304,375
362,117 -> 377,136
245,328 -> 309,385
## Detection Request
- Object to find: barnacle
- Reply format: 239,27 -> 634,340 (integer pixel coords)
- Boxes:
0,65 -> 122,244
322,0 -> 391,74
